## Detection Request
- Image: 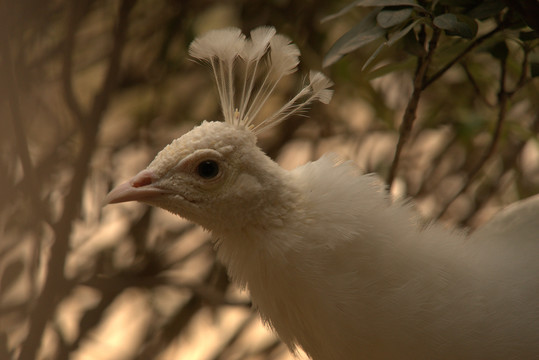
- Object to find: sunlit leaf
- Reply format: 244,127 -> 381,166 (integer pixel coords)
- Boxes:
377,8 -> 413,28
433,13 -> 478,39
323,11 -> 386,67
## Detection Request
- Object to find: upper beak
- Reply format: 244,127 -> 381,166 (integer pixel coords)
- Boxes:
104,169 -> 168,205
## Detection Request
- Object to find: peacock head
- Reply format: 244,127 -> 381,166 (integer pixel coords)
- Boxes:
105,26 -> 332,231
106,121 -> 282,230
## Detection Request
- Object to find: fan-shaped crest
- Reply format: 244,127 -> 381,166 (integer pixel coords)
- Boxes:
189,26 -> 333,134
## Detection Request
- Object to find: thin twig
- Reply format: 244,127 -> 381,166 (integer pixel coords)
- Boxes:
461,62 -> 495,107
414,132 -> 459,197
435,39 -> 535,221
434,54 -> 509,221
8,128 -> 77,207
387,27 -> 440,188
461,113 -> 539,227
508,46 -> 530,96
422,25 -> 502,90
388,21 -> 507,190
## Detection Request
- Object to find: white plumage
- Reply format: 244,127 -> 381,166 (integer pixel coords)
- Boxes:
105,27 -> 539,360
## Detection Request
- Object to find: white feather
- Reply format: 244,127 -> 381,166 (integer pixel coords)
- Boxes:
241,33 -> 301,126
252,71 -> 334,133
268,34 -> 301,77
189,27 -> 246,123
241,26 -> 276,62
189,26 -> 332,133
188,27 -> 246,62
213,153 -> 539,360
309,71 -> 334,104
238,26 -> 276,124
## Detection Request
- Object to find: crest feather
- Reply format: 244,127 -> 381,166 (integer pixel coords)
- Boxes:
188,26 -> 333,133
242,26 -> 276,62
189,27 -> 246,62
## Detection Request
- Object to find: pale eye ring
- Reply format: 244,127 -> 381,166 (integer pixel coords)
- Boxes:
196,160 -> 219,179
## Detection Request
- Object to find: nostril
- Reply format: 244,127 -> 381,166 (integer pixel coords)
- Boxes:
131,170 -> 155,188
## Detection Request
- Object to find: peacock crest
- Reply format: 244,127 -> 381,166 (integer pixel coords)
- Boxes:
188,26 -> 333,134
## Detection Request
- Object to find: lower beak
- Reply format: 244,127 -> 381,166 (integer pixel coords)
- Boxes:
104,169 -> 168,205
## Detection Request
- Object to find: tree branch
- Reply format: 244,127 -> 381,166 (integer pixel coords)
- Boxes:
387,27 -> 440,188
461,62 -> 495,107
61,1 -> 92,123
463,114 -> 538,228
0,40 -> 50,225
17,1 -> 136,358
422,25 -> 501,90
134,263 -> 231,360
435,54 -> 509,221
508,46 -> 530,96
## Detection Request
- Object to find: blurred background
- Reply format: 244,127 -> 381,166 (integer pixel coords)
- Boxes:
1,0 -> 538,359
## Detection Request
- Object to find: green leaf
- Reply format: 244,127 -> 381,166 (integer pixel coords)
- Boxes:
363,19 -> 422,70
322,2 -> 359,23
322,0 -> 422,23
323,11 -> 386,67
387,19 -> 421,48
433,13 -> 478,39
362,44 -> 387,72
377,8 -> 413,28
467,0 -> 506,20
365,56 -> 417,80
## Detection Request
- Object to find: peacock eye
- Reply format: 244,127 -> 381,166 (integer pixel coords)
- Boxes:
196,160 -> 219,179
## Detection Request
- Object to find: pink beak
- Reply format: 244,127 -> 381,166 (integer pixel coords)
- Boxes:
104,169 -> 168,205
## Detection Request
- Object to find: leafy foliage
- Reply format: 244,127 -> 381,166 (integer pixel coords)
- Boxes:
323,0 -> 539,74
323,0 -> 539,195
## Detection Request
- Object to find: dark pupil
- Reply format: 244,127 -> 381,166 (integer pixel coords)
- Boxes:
197,160 -> 219,179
